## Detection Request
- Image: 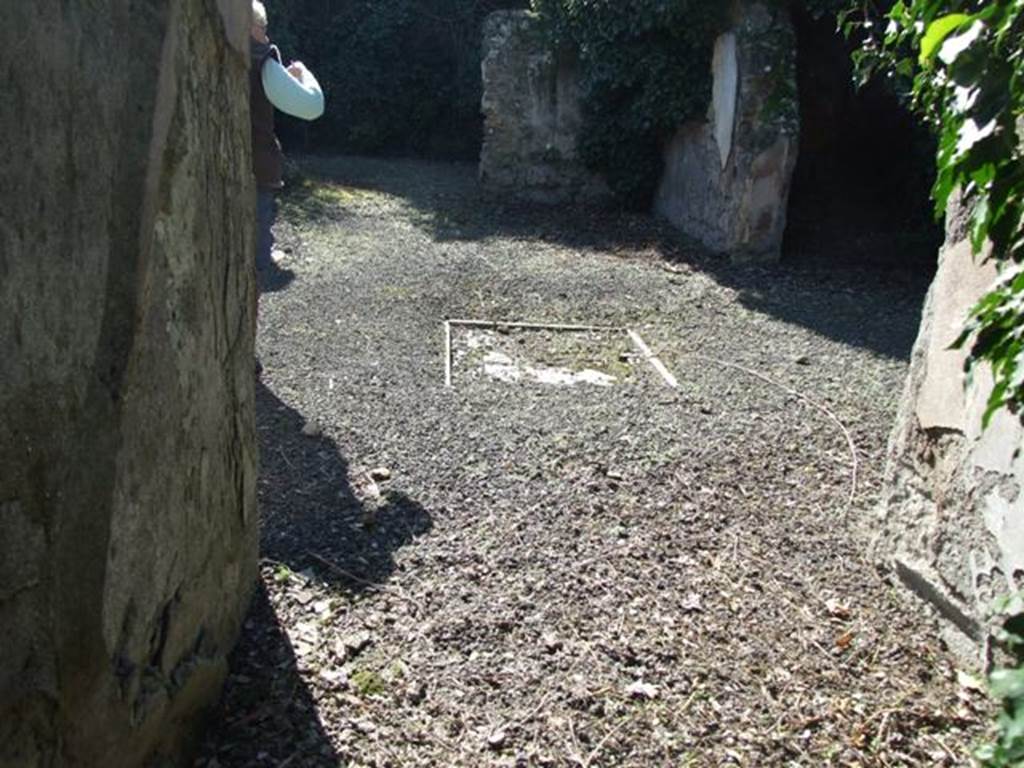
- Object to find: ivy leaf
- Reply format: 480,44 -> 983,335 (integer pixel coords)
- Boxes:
958,117 -> 999,157
939,19 -> 986,66
919,13 -> 971,65
983,378 -> 1010,428
990,668 -> 1024,700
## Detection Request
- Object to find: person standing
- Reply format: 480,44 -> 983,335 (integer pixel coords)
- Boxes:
250,1 -> 324,277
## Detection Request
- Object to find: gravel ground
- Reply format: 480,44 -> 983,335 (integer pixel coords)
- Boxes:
198,156 -> 988,767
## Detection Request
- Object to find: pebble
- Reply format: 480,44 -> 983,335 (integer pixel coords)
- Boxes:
369,466 -> 392,481
487,730 -> 508,750
343,630 -> 374,656
541,632 -> 563,653
626,681 -> 659,700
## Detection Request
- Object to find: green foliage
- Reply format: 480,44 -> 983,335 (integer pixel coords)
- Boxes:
264,0 -> 523,160
976,593 -> 1024,766
350,667 -> 387,697
524,0 -> 861,208
846,0 -> 1023,427
529,0 -> 731,207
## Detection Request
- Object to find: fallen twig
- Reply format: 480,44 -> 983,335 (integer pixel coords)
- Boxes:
685,353 -> 860,518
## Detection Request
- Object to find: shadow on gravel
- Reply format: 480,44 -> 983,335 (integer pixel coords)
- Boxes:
291,154 -> 932,362
198,583 -> 339,767
255,379 -> 432,594
258,262 -> 296,293
199,382 -> 432,765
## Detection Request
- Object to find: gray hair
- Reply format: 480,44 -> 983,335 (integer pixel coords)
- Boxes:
252,1 -> 268,28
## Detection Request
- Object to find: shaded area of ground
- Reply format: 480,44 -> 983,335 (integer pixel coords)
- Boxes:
281,155 -> 932,362
198,584 -> 338,767
200,156 -> 986,767
198,381 -> 430,767
255,380 -> 432,592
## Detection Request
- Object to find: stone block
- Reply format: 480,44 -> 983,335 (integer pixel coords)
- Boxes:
654,2 -> 799,262
479,10 -> 610,204
0,1 -> 258,764
876,204 -> 1024,661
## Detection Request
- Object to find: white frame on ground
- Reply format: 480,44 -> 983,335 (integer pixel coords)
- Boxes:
443,319 -> 679,390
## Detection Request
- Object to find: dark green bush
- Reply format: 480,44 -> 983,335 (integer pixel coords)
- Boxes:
264,0 -> 525,160
529,0 -> 730,207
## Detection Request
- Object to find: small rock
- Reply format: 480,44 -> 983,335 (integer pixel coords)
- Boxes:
958,670 -> 986,692
794,355 -> 811,366
301,420 -> 323,438
318,668 -> 347,689
487,730 -> 508,750
681,593 -> 703,613
369,466 -> 392,482
332,637 -> 349,662
825,599 -> 851,620
360,479 -> 382,501
541,632 -> 563,653
407,681 -> 428,704
351,719 -> 377,735
626,681 -> 659,700
343,630 -> 374,656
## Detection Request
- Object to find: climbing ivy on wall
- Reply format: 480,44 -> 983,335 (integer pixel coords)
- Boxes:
979,592 -> 1024,766
529,0 -> 731,207
527,0 -> 864,208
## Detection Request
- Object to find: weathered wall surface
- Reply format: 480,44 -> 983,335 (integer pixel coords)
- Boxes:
654,2 -> 799,262
479,11 -> 609,204
479,4 -> 799,260
877,201 -> 1024,657
0,1 -> 258,765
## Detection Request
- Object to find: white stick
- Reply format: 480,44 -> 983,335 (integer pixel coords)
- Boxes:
444,321 -> 452,388
627,329 -> 679,389
447,318 -> 623,333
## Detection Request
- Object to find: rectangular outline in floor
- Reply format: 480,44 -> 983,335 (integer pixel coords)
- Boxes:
443,319 -> 678,390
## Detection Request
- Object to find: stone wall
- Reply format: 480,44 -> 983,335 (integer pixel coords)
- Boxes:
0,2 -> 258,765
877,200 -> 1024,659
479,11 -> 609,204
654,2 -> 799,262
478,4 -> 799,260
